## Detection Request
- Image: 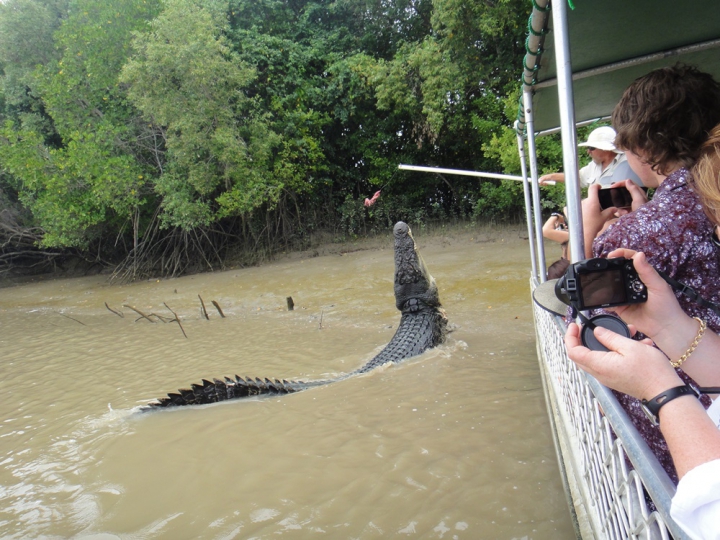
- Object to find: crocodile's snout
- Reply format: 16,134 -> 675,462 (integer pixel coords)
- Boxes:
393,221 -> 410,237
393,222 -> 439,311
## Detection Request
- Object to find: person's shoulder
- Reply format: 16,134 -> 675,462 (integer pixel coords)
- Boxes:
659,178 -> 709,214
604,155 -> 643,186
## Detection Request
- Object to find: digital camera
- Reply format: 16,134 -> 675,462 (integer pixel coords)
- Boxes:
555,257 -> 647,311
597,186 -> 633,210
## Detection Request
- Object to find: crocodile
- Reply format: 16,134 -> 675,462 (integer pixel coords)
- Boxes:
145,221 -> 447,409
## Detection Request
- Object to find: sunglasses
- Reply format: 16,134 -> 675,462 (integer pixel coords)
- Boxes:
587,147 -> 597,152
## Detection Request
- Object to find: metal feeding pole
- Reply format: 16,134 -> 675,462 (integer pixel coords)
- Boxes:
397,164 -> 523,182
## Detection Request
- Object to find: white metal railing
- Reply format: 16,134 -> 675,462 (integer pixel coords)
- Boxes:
531,281 -> 690,540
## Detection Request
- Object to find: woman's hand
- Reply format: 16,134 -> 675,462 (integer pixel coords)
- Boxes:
565,322 -> 683,400
582,185 -> 622,256
604,250 -> 720,388
606,249 -> 691,341
624,179 -> 649,211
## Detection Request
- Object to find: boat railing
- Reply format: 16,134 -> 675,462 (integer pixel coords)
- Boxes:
531,281 -> 691,539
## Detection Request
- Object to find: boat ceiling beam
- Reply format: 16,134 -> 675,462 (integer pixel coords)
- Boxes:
533,37 -> 720,91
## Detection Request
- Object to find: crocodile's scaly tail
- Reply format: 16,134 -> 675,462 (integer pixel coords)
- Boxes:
144,375 -> 328,409
143,221 -> 444,411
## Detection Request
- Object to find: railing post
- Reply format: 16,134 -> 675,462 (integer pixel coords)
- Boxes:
522,90 -> 548,281
550,0 -> 584,263
515,122 -> 540,280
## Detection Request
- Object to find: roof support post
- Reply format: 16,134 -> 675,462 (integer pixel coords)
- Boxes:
551,0 -> 584,263
522,90 -> 548,282
515,122 -> 539,280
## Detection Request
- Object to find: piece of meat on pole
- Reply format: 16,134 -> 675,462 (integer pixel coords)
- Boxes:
364,190 -> 381,207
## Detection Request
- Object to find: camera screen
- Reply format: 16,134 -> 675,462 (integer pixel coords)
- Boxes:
578,268 -> 626,307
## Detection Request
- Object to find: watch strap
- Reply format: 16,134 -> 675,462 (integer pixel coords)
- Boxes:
641,385 -> 697,426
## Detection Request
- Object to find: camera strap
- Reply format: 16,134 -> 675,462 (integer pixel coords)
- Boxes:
656,270 -> 720,318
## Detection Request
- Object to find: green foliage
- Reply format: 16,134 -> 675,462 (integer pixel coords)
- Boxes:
38,0 -> 161,137
0,0 -> 544,275
367,38 -> 464,139
0,0 -> 68,142
0,121 -> 143,247
0,0 -> 161,248
121,0 -> 281,228
472,179 -> 525,220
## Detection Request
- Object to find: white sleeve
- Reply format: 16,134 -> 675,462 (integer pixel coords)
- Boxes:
706,396 -> 720,429
670,459 -> 720,540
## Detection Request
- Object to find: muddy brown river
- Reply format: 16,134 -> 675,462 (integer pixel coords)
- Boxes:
0,225 -> 574,539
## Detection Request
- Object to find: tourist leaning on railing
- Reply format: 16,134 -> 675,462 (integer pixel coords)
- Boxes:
576,64 -> 720,483
542,212 -> 570,279
564,250 -> 720,540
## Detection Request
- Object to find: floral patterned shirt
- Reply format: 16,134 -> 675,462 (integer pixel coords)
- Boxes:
592,167 -> 720,483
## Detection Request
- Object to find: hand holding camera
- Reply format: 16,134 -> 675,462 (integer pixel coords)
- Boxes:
535,251 -> 719,354
597,181 -> 649,212
554,256 -> 648,351
606,249 -> 714,365
581,185 -> 624,257
598,186 -> 633,211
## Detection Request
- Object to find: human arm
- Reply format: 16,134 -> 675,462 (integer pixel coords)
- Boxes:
542,214 -> 569,244
565,324 -> 720,479
582,184 -> 621,257
539,173 -> 565,186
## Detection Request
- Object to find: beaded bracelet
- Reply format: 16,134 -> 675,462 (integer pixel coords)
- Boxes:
670,317 -> 706,368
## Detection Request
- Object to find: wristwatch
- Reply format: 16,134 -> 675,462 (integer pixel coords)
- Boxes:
641,385 -> 699,426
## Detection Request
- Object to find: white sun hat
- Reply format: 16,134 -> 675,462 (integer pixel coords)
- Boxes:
577,126 -> 618,152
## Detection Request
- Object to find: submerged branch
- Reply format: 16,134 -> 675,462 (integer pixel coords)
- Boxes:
198,295 -> 209,320
105,302 -> 124,318
123,305 -> 155,323
164,302 -> 187,339
211,300 -> 225,318
54,310 -> 86,326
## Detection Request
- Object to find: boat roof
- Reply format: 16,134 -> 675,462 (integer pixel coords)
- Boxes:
523,0 -> 720,133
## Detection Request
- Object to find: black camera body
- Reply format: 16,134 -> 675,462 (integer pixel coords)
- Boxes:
556,257 -> 647,311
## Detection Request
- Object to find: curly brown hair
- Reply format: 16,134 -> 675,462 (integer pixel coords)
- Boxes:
612,64 -> 720,175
